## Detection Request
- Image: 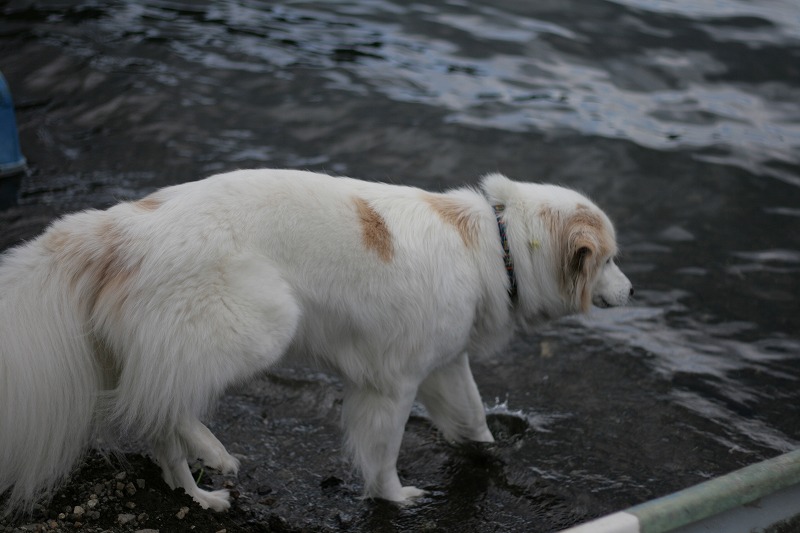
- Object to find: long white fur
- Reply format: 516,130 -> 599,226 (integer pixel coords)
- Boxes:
0,169 -> 631,513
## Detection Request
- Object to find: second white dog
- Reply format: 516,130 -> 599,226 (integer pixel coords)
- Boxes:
0,170 -> 632,512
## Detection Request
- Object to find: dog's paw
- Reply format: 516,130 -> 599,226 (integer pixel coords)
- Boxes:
470,427 -> 495,443
218,453 -> 241,476
197,447 -> 240,476
206,451 -> 240,476
398,485 -> 427,503
190,488 -> 231,512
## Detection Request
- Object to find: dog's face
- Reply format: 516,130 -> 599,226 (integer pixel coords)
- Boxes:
591,258 -> 633,309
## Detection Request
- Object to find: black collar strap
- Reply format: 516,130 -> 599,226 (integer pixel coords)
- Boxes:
493,204 -> 517,301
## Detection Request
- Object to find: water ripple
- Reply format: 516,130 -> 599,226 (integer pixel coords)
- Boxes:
52,0 -> 800,185
564,299 -> 800,452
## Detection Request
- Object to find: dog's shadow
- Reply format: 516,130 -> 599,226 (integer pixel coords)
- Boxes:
439,412 -> 531,497
358,412 -> 531,530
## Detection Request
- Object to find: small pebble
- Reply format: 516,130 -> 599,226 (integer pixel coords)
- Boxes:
176,507 -> 189,520
126,502 -> 136,509
72,506 -> 84,517
86,499 -> 98,509
136,478 -> 146,489
115,472 -> 127,481
117,514 -> 136,525
126,482 -> 137,495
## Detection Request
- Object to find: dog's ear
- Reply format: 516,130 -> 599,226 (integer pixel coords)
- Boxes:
562,212 -> 606,312
567,235 -> 598,278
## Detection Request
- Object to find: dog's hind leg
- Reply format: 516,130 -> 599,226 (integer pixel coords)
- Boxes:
105,257 -> 300,511
341,382 -> 425,503
417,353 -> 494,443
180,417 -> 240,476
154,431 -> 233,511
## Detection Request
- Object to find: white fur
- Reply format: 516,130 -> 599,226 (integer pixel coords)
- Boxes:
593,261 -> 633,308
0,169 -> 630,513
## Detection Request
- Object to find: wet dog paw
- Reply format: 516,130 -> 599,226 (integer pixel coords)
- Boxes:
398,485 -> 427,502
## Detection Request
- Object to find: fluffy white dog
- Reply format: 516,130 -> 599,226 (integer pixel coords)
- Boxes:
0,170 -> 632,513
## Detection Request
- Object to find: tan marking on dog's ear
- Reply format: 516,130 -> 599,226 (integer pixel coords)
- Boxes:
571,205 -> 605,232
557,207 -> 614,313
353,196 -> 394,262
133,195 -> 162,211
425,194 -> 477,247
570,238 -> 597,313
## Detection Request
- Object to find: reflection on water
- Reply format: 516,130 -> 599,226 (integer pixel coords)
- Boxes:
570,301 -> 800,452
57,0 -> 800,186
1,0 -> 799,530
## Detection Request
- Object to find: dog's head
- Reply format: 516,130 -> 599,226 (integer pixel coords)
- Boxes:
482,174 -> 632,325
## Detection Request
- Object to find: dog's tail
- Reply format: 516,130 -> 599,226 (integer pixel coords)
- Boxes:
0,240 -> 101,515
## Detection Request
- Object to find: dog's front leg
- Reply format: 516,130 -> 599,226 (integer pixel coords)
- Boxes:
417,352 -> 494,443
341,382 -> 425,503
179,416 -> 240,476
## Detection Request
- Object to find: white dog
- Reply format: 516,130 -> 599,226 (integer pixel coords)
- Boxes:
0,170 -> 632,513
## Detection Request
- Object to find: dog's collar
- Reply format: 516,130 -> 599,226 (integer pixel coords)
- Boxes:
493,204 -> 517,301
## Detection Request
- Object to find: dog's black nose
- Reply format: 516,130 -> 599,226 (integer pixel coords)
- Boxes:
629,286 -> 635,297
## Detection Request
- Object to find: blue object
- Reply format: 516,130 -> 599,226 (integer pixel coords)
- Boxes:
0,72 -> 26,177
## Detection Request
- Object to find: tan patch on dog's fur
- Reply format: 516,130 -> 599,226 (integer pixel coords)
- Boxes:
133,195 -> 162,211
43,228 -> 89,292
353,197 -> 394,262
537,205 -> 560,237
92,221 -> 138,312
424,194 -> 477,247
45,219 -> 140,314
43,228 -> 71,255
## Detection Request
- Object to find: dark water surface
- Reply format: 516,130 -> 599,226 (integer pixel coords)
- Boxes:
1,1 -> 800,531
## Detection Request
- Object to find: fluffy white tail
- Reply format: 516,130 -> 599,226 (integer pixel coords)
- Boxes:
0,243 -> 101,514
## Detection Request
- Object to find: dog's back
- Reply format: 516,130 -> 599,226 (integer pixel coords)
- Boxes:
0,169 -> 508,512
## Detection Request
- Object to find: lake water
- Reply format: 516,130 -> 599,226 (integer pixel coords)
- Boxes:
1,1 -> 799,531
